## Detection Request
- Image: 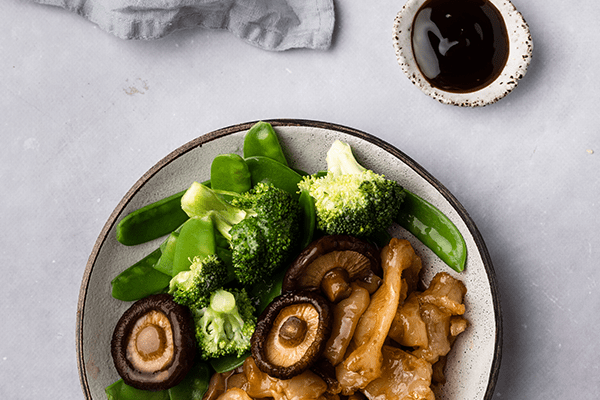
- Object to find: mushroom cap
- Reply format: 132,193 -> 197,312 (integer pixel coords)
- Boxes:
282,235 -> 381,293
251,291 -> 332,380
111,293 -> 196,391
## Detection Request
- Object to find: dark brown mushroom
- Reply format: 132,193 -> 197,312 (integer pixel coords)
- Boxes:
282,235 -> 381,302
251,291 -> 332,380
111,293 -> 196,391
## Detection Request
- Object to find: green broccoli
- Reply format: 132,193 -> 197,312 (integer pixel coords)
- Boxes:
181,181 -> 301,286
193,288 -> 256,360
168,254 -> 228,308
298,140 -> 405,237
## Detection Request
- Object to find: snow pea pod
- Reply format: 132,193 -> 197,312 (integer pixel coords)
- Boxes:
299,190 -> 316,249
168,360 -> 212,400
210,154 -> 252,194
110,248 -> 171,301
154,228 -> 181,276
210,352 -> 250,374
116,180 -> 211,246
105,379 -> 169,400
172,216 -> 217,276
395,190 -> 467,272
251,266 -> 286,314
244,156 -> 303,199
116,190 -> 189,246
243,121 -> 289,166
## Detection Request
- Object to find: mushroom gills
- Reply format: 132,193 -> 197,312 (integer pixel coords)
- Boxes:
266,303 -> 320,368
127,310 -> 174,373
282,235 -> 381,295
251,291 -> 332,380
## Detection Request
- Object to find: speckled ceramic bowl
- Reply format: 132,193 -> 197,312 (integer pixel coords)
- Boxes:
77,120 -> 501,399
393,0 -> 533,107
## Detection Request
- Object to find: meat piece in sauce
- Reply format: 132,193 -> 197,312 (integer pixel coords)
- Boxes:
362,345 -> 435,400
412,272 -> 467,364
388,292 -> 428,348
336,238 -> 419,395
323,283 -> 371,367
215,388 -> 253,400
243,356 -> 329,400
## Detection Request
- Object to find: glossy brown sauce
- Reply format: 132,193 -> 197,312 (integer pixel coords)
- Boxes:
411,0 -> 509,93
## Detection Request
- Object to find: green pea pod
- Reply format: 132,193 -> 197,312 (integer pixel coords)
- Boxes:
111,248 -> 171,301
210,352 -> 250,374
116,180 -> 211,246
214,230 -> 230,250
251,266 -> 286,314
105,379 -> 169,400
243,121 -> 289,166
293,168 -> 310,176
210,154 -> 252,194
172,216 -> 216,276
244,156 -> 303,198
299,190 -> 316,250
216,246 -> 236,283
168,360 -> 212,400
116,190 -> 189,246
395,190 -> 467,272
154,230 -> 180,276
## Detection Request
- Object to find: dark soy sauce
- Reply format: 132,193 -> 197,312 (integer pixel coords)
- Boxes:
411,0 -> 509,93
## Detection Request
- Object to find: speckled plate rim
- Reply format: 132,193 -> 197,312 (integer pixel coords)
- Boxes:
393,0 -> 533,107
77,119 -> 502,399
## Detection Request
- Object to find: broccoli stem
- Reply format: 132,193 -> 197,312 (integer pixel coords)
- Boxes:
181,182 -> 249,240
210,289 -> 236,313
326,140 -> 367,176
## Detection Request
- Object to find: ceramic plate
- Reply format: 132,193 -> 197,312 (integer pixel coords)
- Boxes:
77,119 -> 501,399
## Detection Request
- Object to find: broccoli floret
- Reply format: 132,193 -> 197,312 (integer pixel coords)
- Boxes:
298,140 -> 405,237
193,288 -> 256,360
181,181 -> 301,286
168,254 -> 228,308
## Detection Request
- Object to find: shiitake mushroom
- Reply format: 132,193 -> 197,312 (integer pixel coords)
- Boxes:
282,235 -> 381,302
111,293 -> 196,391
251,291 -> 332,380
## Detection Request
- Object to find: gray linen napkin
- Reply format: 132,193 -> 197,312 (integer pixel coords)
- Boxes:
34,0 -> 335,51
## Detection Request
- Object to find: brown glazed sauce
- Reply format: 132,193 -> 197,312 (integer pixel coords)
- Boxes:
411,0 -> 509,93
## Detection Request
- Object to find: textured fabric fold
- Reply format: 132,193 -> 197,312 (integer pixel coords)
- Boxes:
34,0 -> 335,50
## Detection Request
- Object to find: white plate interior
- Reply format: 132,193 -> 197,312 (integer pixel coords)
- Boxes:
77,120 -> 500,399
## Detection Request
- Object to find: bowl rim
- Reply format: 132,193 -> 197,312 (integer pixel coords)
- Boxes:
76,119 -> 502,399
393,0 -> 533,107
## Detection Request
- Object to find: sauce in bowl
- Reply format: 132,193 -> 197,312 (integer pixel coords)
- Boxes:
411,0 -> 509,93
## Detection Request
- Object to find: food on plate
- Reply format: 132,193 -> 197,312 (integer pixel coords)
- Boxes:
298,140 -> 405,238
335,238 -> 418,395
181,181 -> 301,286
169,254 -> 229,308
242,121 -> 290,166
106,121 -> 469,399
193,288 -> 257,361
110,294 -> 196,391
251,291 -> 332,380
395,190 -> 467,272
199,237 -> 468,399
281,234 -> 381,299
116,190 -> 190,247
362,345 -> 435,400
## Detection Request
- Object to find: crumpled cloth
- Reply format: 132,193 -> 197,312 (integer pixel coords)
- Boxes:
34,0 -> 335,51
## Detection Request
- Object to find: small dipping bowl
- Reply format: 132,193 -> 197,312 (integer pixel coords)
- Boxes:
393,0 -> 533,107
